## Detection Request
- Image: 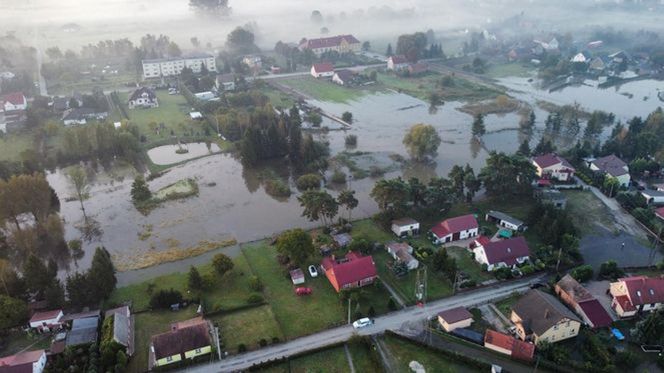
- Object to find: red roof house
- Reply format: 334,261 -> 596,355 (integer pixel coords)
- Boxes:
484,330 -> 535,362
577,299 -> 613,328
655,207 -> 664,221
321,252 -> 377,292
555,274 -> 613,328
0,350 -> 47,373
310,62 -> 335,78
471,236 -> 531,271
610,275 -> 664,317
299,35 -> 361,55
532,153 -> 575,182
1,92 -> 27,112
28,309 -> 64,331
430,214 -> 479,244
387,55 -> 409,70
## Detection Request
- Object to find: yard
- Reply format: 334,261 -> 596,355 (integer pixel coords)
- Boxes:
259,345 -> 351,373
211,304 -> 284,353
484,62 -> 534,79
48,72 -> 137,96
380,334 -> 477,373
446,246 -> 494,284
563,190 -> 617,236
277,77 -> 369,103
494,292 -> 521,319
0,330 -> 51,357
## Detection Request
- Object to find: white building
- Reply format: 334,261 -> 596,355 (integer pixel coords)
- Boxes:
128,87 -> 159,109
299,35 -> 361,56
0,350 -> 47,373
437,307 -> 473,332
387,55 -> 409,71
391,218 -> 420,238
311,63 -> 334,78
588,154 -> 631,187
29,309 -> 64,331
610,276 -> 664,318
142,53 -> 217,79
1,92 -> 27,112
385,242 -> 419,270
430,214 -> 479,244
472,236 -> 531,271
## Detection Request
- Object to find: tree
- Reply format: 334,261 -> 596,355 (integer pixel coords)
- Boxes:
403,124 -> 441,161
298,190 -> 338,226
479,152 -> 535,197
430,248 -> 457,281
338,189 -> 359,222
569,265 -> 593,283
295,174 -> 321,191
226,27 -> 257,55
471,113 -> 486,137
370,178 -> 410,216
188,266 -> 204,291
341,111 -> 353,124
598,260 -> 624,280
632,308 -> 664,345
67,166 -> 90,221
131,176 -> 152,203
517,140 -> 531,156
463,165 -> 481,203
310,10 -> 323,24
190,36 -> 200,48
275,229 -> 314,265
89,247 -> 116,300
66,272 -> 93,307
44,280 -> 65,308
212,253 -> 234,276
0,295 -> 27,329
448,165 -> 466,199
23,255 -> 53,297
362,41 -> 371,52
386,43 -> 393,57
189,0 -> 229,15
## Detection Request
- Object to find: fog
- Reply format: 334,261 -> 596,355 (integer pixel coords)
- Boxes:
2,0 -> 662,53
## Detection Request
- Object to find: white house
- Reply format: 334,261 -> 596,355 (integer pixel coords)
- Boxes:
299,35 -> 361,56
311,63 -> 334,78
29,309 -> 64,331
128,87 -> 159,109
387,55 -> 409,71
1,92 -> 27,112
391,218 -> 420,238
62,108 -> 108,126
531,153 -> 575,182
472,236 -> 531,271
216,74 -> 236,92
589,154 -> 631,187
430,214 -> 479,244
332,70 -> 354,86
437,307 -> 473,332
0,71 -> 16,80
571,52 -> 589,63
610,276 -> 664,318
242,55 -> 262,73
0,350 -> 47,373
142,53 -> 217,79
385,242 -> 419,270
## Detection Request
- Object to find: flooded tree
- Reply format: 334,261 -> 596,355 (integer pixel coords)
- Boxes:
298,190 -> 338,227
403,124 -> 441,162
67,166 -> 90,221
337,190 -> 358,222
471,113 -> 486,137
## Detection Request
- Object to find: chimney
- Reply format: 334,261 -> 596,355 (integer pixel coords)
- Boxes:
544,308 -> 549,319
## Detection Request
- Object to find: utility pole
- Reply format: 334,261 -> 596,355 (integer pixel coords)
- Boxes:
555,247 -> 563,273
348,297 -> 351,324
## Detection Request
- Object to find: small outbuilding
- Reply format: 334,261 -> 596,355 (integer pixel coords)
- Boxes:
385,242 -> 419,270
437,306 -> 473,332
485,210 -> 526,231
289,268 -> 305,285
391,218 -> 420,238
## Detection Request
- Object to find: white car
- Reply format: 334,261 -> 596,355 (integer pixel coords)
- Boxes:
308,265 -> 318,278
352,318 -> 373,329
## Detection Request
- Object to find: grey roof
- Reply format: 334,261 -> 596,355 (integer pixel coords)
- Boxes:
591,155 -> 628,177
486,210 -> 524,227
113,312 -> 130,347
392,217 -> 419,226
332,233 -> 352,247
66,316 -> 99,346
513,290 -> 581,336
641,190 -> 664,198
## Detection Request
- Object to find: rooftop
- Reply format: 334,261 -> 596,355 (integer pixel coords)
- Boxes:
480,236 -> 531,266
151,318 -> 210,361
486,210 -> 524,227
430,214 -> 478,238
321,252 -> 377,287
556,274 -> 594,303
513,290 -> 581,336
578,299 -> 613,328
532,153 -> 574,170
300,35 -> 360,50
438,306 -> 473,324
392,217 -> 418,226
312,62 -> 334,73
618,275 -> 664,306
591,154 -> 628,177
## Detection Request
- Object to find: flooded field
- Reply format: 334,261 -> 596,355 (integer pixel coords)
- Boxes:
47,79 -> 664,282
147,142 -> 221,165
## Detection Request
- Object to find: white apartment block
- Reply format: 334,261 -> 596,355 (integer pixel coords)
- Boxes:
142,53 -> 217,79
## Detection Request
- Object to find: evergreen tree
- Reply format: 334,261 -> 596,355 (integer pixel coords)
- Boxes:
471,113 -> 486,137
89,247 -> 116,301
187,266 -> 203,291
386,43 -> 393,57
131,176 -> 151,202
23,255 -> 53,297
517,139 -> 531,156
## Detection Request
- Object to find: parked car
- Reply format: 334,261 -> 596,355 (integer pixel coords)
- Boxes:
295,287 -> 312,296
352,318 -> 373,329
308,265 -> 319,278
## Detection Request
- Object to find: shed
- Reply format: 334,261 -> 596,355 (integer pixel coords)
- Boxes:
437,307 -> 473,332
391,218 -> 420,238
485,210 -> 526,231
332,233 -> 352,248
289,268 -> 305,285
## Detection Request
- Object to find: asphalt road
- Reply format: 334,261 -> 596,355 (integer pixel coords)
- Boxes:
180,275 -> 544,373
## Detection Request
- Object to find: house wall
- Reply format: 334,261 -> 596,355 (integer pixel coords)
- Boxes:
510,312 -> 528,341
438,316 -> 472,332
34,352 -> 47,373
155,353 -> 182,367
473,246 -> 489,268
29,312 -> 63,329
534,318 -> 580,344
391,223 -> 420,237
611,298 -> 636,318
485,342 -> 511,356
184,345 -> 212,359
332,74 -> 345,85
311,68 -> 334,78
143,57 -> 216,79
554,286 -> 579,310
433,227 -> 478,244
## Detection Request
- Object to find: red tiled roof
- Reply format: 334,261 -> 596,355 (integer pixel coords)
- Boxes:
321,252 -> 377,288
438,307 -> 472,324
389,55 -> 408,64
621,276 -> 664,306
655,207 -> 664,219
301,35 -> 360,50
312,63 -> 334,73
481,236 -> 531,265
29,309 -> 62,323
476,236 -> 491,247
614,295 -> 635,312
578,299 -> 613,328
431,214 -> 478,238
511,339 -> 536,362
151,321 -> 210,361
0,350 -> 44,368
484,330 -> 534,362
0,92 -> 26,106
532,153 -> 574,170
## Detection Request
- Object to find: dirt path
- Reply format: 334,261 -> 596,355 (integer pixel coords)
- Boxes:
344,344 -> 356,373
372,335 -> 400,373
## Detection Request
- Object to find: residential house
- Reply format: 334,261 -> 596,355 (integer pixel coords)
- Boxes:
215,74 -> 235,92
511,289 -> 582,344
641,190 -> 664,205
289,268 -> 305,285
655,207 -> 664,221
62,108 -> 108,126
332,69 -> 354,86
29,309 -> 63,332
589,57 -> 606,72
387,55 -> 409,71
142,53 -> 217,79
385,242 -> 419,270
535,189 -> 567,209
66,316 -> 99,347
430,214 -> 479,244
320,252 -> 377,293
1,92 -> 27,112
105,306 -> 134,356
0,71 -> 16,80
299,35 -> 361,56
610,276 -> 664,318
0,350 -> 47,373
532,153 -> 575,182
437,307 -> 473,332
589,154 -> 631,187
310,63 -> 335,78
128,87 -> 159,109
555,275 -> 613,328
472,236 -> 531,271
483,330 -> 535,362
485,210 -> 526,231
194,91 -> 216,101
242,55 -> 262,74
570,52 -> 590,63
150,317 -> 212,369
391,218 -> 420,238
587,40 -> 604,49
408,63 -> 428,75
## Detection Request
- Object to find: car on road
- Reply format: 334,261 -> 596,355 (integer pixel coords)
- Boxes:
295,287 -> 312,296
352,318 -> 373,329
308,265 -> 318,278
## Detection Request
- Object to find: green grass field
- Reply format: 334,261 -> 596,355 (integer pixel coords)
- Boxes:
563,190 -> 617,236
381,334 -> 476,373
0,132 -> 33,162
48,72 -> 137,96
278,77 -> 368,103
446,246 -> 493,284
259,345 -> 351,373
0,330 -> 51,357
494,292 -> 521,318
212,304 -> 284,353
485,63 -> 534,79
374,71 -> 503,102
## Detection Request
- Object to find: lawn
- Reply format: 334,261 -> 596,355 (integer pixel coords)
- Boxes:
118,91 -> 209,144
278,77 -> 368,103
381,334 -> 476,373
563,190 -> 617,236
347,340 -> 384,373
0,132 -> 33,162
127,306 -> 199,373
351,219 -> 394,243
0,330 -> 51,356
494,292 -> 521,318
48,72 -> 137,96
374,71 -> 503,102
259,345 -> 351,373
261,86 -> 297,109
241,243 -> 347,339
446,246 -> 493,284
485,62 -> 534,79
211,304 -> 284,353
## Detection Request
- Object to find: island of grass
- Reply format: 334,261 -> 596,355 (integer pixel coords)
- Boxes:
134,178 -> 199,214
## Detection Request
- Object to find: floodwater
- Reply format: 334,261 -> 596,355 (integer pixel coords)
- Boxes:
48,80 -> 664,283
147,142 -> 221,165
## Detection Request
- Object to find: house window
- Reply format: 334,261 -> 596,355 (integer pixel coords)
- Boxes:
166,356 -> 173,362
195,348 -> 201,353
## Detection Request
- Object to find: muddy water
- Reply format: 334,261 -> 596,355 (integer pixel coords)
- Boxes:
147,142 -> 221,165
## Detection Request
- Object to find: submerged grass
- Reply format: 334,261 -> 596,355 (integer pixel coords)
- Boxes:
134,178 -> 199,214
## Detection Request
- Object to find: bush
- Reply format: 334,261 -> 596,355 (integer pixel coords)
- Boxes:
264,178 -> 292,197
271,337 -> 280,344
331,169 -> 346,184
246,293 -> 264,304
387,297 -> 397,311
149,289 -> 183,309
341,111 -> 353,123
212,253 -> 234,276
238,344 -> 247,353
248,276 -> 263,291
344,134 -> 358,147
570,264 -> 594,282
296,174 -> 321,191
258,338 -> 268,347
494,267 -> 513,280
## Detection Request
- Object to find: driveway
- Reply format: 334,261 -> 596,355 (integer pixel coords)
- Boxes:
584,280 -> 619,321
